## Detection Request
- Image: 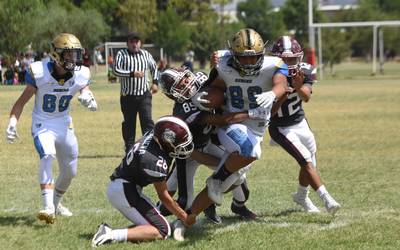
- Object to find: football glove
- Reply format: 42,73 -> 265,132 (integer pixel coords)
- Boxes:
255,91 -> 276,109
78,90 -> 97,111
191,91 -> 212,112
248,106 -> 271,121
6,117 -> 19,144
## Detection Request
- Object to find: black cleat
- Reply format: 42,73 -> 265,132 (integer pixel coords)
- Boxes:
231,203 -> 258,220
204,204 -> 222,224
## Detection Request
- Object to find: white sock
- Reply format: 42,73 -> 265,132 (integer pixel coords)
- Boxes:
111,229 -> 128,242
41,189 -> 54,210
297,185 -> 309,198
53,189 -> 64,208
316,185 -> 328,198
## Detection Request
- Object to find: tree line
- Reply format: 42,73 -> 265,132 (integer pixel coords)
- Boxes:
0,0 -> 399,69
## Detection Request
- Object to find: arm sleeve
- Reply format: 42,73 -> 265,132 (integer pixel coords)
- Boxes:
147,52 -> 158,82
113,50 -> 131,77
25,67 -> 37,88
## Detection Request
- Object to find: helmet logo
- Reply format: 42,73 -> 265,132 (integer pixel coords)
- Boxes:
163,129 -> 176,144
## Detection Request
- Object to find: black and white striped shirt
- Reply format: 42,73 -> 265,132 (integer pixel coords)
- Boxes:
114,48 -> 158,96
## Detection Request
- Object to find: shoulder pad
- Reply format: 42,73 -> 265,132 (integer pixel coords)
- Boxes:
29,61 -> 45,79
74,66 -> 91,86
300,63 -> 317,83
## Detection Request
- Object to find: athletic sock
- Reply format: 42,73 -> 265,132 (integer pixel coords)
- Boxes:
213,164 -> 232,181
316,185 -> 328,198
53,189 -> 64,208
41,189 -> 54,210
297,185 -> 309,199
111,228 -> 128,242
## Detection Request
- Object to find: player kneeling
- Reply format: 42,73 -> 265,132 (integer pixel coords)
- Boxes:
91,116 -> 194,247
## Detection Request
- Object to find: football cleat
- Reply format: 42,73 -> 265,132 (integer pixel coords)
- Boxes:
91,223 -> 114,247
37,207 -> 55,224
231,203 -> 258,220
292,192 -> 320,213
171,219 -> 186,242
204,204 -> 222,224
206,177 -> 223,206
322,194 -> 341,215
56,204 -> 73,217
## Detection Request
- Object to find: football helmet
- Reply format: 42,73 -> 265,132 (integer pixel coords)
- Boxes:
159,68 -> 204,103
153,116 -> 193,159
49,33 -> 84,71
230,28 -> 265,76
271,36 -> 303,71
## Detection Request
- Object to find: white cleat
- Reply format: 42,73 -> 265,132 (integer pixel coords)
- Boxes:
322,194 -> 341,215
206,177 -> 223,206
56,204 -> 73,217
171,220 -> 186,242
37,207 -> 55,224
91,223 -> 114,247
293,192 -> 320,213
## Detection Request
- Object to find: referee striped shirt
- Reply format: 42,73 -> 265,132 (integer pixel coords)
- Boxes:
113,48 -> 158,96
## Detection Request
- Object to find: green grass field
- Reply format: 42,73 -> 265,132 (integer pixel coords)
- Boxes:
0,63 -> 399,249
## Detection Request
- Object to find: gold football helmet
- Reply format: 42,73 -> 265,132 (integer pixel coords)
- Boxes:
230,28 -> 265,76
50,33 -> 84,71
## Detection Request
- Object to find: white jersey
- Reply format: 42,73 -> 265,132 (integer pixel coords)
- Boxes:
217,54 -> 287,136
28,61 -> 90,124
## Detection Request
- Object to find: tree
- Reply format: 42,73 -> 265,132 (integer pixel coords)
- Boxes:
322,28 -> 349,75
152,7 -> 191,60
118,0 -> 158,40
0,0 -> 45,58
237,0 -> 286,44
280,0 -> 324,48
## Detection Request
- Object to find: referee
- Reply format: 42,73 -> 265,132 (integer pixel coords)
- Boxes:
113,32 -> 159,152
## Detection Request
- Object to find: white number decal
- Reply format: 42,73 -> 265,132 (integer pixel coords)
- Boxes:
156,156 -> 168,170
126,143 -> 140,165
196,72 -> 208,84
277,93 -> 301,117
182,102 -> 197,113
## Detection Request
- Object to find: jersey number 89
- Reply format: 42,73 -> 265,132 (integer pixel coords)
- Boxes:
229,86 -> 262,109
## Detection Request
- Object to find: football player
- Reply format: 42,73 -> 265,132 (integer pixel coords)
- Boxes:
268,36 -> 341,214
190,28 -> 287,207
91,116 -> 194,247
158,68 -> 268,224
5,33 -> 97,224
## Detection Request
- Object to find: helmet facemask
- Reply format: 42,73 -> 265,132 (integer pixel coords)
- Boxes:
50,33 -> 84,72
160,69 -> 201,103
168,135 -> 194,159
229,28 -> 265,76
55,48 -> 84,71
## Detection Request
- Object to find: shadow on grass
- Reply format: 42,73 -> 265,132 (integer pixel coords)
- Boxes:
0,215 -> 48,228
78,154 -> 122,159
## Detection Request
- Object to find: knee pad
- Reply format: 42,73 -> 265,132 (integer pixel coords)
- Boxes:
232,180 -> 250,204
55,158 -> 78,191
38,155 -> 55,184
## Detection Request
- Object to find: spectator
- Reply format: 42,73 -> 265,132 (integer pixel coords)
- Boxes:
113,32 -> 159,153
83,50 -> 91,67
4,64 -> 15,85
181,50 -> 194,72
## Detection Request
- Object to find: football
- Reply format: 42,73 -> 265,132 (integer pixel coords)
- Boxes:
202,87 -> 225,109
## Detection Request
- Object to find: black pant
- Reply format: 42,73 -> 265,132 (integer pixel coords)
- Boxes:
120,91 -> 154,151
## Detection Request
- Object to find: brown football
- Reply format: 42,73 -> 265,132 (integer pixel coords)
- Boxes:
202,87 -> 225,109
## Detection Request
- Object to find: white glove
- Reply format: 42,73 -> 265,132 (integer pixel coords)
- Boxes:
248,106 -> 271,121
6,117 -> 19,143
255,91 -> 276,109
78,90 -> 97,111
190,91 -> 211,112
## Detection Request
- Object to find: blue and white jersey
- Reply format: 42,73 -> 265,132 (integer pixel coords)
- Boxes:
217,54 -> 288,136
27,61 -> 90,124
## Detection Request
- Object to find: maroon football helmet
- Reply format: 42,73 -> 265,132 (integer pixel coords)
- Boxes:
153,116 -> 193,159
159,68 -> 203,103
271,36 -> 303,71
